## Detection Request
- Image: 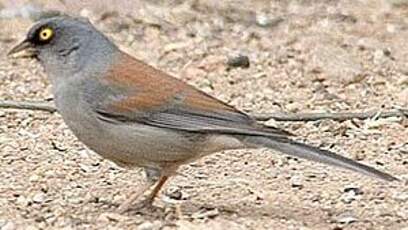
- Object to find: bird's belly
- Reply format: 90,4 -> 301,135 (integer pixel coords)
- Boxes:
56,100 -> 203,168
53,81 -> 243,169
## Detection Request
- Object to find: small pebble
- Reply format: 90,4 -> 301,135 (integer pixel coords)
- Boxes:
67,195 -> 83,205
341,192 -> 357,204
16,195 -> 28,206
227,55 -> 250,68
98,212 -> 128,223
290,175 -> 303,188
256,13 -> 270,27
343,186 -> 363,195
334,211 -> 358,224
79,163 -> 92,173
137,221 -> 162,230
165,186 -> 189,200
341,185 -> 363,203
138,222 -> 154,230
192,208 -> 219,219
32,192 -> 46,204
256,14 -> 283,28
373,49 -> 387,64
29,174 -> 41,182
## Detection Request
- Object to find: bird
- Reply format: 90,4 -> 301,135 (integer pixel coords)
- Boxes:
8,15 -> 398,212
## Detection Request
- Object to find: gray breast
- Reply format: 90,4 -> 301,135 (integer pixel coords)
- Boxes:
51,76 -> 202,168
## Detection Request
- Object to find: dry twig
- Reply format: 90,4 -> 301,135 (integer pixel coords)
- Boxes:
253,110 -> 407,122
0,100 -> 406,122
0,100 -> 56,113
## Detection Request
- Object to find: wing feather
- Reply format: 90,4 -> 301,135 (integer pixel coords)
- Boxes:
93,53 -> 291,139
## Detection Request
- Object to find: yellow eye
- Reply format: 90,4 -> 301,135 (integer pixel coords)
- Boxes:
39,27 -> 54,41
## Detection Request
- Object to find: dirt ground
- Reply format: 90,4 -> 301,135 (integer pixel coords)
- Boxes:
0,0 -> 407,229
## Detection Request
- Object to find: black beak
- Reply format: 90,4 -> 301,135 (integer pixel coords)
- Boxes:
8,40 -> 37,59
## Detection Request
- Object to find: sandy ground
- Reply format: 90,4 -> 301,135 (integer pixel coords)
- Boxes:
0,0 -> 407,229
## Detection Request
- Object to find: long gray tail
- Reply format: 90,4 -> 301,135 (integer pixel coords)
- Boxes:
242,136 -> 398,182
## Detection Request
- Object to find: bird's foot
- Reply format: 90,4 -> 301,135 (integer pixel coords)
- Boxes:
117,194 -> 154,213
117,175 -> 169,213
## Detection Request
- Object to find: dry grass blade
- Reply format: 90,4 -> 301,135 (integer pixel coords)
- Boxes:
1,100 -> 407,122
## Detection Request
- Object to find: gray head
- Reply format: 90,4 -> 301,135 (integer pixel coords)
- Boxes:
8,16 -> 118,79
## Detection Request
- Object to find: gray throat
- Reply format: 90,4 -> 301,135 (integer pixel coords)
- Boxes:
44,36 -> 119,86
45,37 -> 120,113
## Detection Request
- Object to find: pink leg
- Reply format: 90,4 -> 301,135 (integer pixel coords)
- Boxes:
117,175 -> 170,213
147,175 -> 169,202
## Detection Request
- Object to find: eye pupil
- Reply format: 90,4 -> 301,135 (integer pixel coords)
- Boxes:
39,28 -> 53,41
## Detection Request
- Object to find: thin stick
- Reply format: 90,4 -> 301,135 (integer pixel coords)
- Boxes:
0,100 -> 406,122
253,110 -> 407,121
0,100 -> 57,113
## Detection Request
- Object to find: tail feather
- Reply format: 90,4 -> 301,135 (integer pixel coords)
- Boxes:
243,136 -> 398,182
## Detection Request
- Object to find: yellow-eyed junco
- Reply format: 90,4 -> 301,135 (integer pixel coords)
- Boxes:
8,16 -> 398,212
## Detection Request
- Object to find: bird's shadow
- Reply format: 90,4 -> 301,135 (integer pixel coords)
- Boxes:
93,197 -> 332,225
